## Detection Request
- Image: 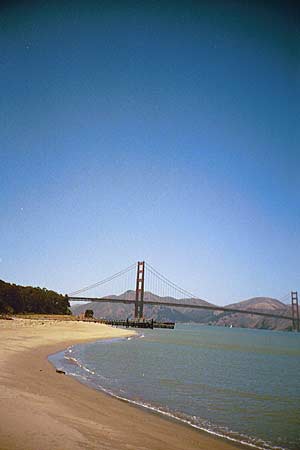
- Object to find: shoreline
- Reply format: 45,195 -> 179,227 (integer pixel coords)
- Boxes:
50,337 -> 263,450
0,318 -> 245,450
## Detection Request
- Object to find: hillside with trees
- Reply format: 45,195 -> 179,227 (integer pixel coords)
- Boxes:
0,279 -> 70,315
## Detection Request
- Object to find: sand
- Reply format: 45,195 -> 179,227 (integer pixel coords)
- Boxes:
0,318 -> 244,450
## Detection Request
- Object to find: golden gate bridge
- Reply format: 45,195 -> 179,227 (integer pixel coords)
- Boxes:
68,261 -> 299,332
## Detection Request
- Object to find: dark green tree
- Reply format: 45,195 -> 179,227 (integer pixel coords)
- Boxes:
84,309 -> 94,319
0,279 -> 70,315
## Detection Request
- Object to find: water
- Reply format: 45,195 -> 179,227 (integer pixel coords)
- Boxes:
49,325 -> 300,449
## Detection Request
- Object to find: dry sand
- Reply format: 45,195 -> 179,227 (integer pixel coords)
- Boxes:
0,318 -> 244,450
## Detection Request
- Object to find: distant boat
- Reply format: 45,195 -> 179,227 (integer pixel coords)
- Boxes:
230,324 -> 233,328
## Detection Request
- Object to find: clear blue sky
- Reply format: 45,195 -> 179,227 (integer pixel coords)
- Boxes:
1,1 -> 299,305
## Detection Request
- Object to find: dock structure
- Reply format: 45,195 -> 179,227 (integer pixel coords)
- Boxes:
99,318 -> 175,329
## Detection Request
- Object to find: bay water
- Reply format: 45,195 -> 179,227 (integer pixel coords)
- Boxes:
49,324 -> 300,449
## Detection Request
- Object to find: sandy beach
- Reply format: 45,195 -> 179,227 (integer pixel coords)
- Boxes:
0,318 -> 244,450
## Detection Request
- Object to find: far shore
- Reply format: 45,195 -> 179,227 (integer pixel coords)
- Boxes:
0,318 -> 244,450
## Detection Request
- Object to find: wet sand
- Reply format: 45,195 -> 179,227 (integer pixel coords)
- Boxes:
0,318 -> 244,450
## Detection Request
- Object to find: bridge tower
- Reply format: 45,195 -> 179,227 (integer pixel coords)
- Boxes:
291,291 -> 299,332
135,261 -> 145,320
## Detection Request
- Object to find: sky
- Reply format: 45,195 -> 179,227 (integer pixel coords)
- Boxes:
0,1 -> 299,305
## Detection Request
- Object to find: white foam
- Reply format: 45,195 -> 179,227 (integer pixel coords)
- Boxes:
64,354 -> 95,375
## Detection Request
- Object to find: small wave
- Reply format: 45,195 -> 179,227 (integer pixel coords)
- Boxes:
64,354 -> 95,375
69,372 -> 89,382
64,356 -> 79,366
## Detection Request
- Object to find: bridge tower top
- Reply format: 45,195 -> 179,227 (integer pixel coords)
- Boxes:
135,261 -> 145,319
291,291 -> 299,332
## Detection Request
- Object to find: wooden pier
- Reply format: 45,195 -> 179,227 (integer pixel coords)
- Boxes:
99,318 -> 175,329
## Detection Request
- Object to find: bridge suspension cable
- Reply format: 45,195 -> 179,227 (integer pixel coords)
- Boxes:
144,262 -> 208,304
68,263 -> 136,296
278,293 -> 291,304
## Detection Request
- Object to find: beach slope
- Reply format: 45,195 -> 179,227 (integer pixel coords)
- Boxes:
0,318 -> 243,450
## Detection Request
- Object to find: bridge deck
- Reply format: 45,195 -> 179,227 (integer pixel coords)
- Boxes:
69,297 -> 293,321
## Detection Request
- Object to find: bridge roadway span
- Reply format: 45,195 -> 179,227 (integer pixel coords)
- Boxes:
69,297 -> 292,321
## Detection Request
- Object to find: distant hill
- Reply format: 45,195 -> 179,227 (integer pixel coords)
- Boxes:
71,293 -> 292,331
209,297 -> 291,331
71,290 -> 215,323
226,297 -> 286,311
